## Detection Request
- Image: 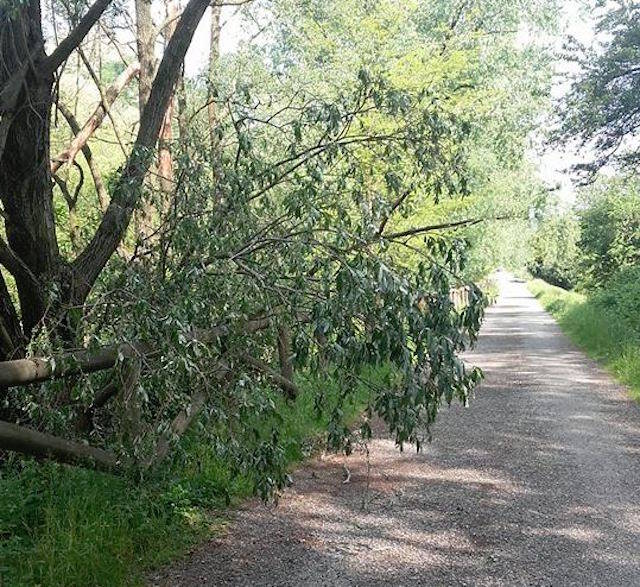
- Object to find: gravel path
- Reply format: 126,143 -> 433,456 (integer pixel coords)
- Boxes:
152,275 -> 640,586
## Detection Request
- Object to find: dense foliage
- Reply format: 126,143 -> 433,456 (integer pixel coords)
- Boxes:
529,176 -> 640,292
528,211 -> 580,289
0,370 -> 374,585
577,178 -> 640,289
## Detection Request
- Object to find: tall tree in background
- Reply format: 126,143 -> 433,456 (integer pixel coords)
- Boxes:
158,0 -> 180,196
208,2 -> 222,184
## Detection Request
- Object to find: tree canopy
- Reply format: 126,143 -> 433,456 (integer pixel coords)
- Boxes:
556,1 -> 640,176
0,0 -> 558,492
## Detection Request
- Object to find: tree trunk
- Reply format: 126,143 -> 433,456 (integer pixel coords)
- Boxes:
158,0 -> 179,198
0,4 -> 59,340
135,0 -> 156,114
277,325 -> 295,387
208,3 -> 222,181
0,0 -> 209,363
73,0 -> 212,302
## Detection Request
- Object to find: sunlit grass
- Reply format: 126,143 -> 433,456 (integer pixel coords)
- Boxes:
529,279 -> 640,401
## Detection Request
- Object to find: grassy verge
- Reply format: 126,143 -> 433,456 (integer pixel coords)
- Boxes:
0,367 -> 384,586
528,279 -> 640,401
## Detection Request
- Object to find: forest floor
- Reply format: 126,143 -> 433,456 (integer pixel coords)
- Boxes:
151,274 -> 640,586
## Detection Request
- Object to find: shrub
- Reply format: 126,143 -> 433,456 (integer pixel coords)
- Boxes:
591,266 -> 640,335
528,213 -> 580,289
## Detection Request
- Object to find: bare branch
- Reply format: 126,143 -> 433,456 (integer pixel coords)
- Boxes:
42,0 -> 114,74
0,238 -> 41,290
51,61 -> 140,174
382,217 -> 510,241
56,102 -> 109,209
376,187 -> 414,237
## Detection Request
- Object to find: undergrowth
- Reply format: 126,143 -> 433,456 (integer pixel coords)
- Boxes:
0,367 -> 383,587
528,278 -> 640,401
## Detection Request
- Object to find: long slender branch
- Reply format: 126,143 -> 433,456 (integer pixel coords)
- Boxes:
42,0 -> 114,74
52,61 -> 140,173
382,216 -> 512,241
376,186 -> 414,237
0,315 -> 274,388
75,48 -> 133,162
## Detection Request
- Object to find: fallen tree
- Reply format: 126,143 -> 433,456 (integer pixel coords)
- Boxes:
0,420 -> 117,471
0,316 -> 272,388
0,315 -> 300,471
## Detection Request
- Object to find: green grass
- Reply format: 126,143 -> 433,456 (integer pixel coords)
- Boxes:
528,279 -> 640,401
0,367 -> 384,586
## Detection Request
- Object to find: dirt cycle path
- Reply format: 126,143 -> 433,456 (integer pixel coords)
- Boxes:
152,274 -> 640,586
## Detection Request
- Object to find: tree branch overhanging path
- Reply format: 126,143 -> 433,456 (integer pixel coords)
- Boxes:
154,276 -> 640,586
0,0 -> 545,497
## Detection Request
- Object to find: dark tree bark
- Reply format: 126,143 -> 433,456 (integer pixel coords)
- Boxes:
0,2 -> 59,338
0,0 -> 115,347
0,0 -> 210,363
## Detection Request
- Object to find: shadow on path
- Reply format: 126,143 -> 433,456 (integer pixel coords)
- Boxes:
152,276 -> 640,586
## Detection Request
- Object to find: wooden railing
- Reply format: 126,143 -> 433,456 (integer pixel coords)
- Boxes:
450,286 -> 471,309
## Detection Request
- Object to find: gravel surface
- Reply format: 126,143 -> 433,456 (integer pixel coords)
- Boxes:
152,275 -> 640,586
